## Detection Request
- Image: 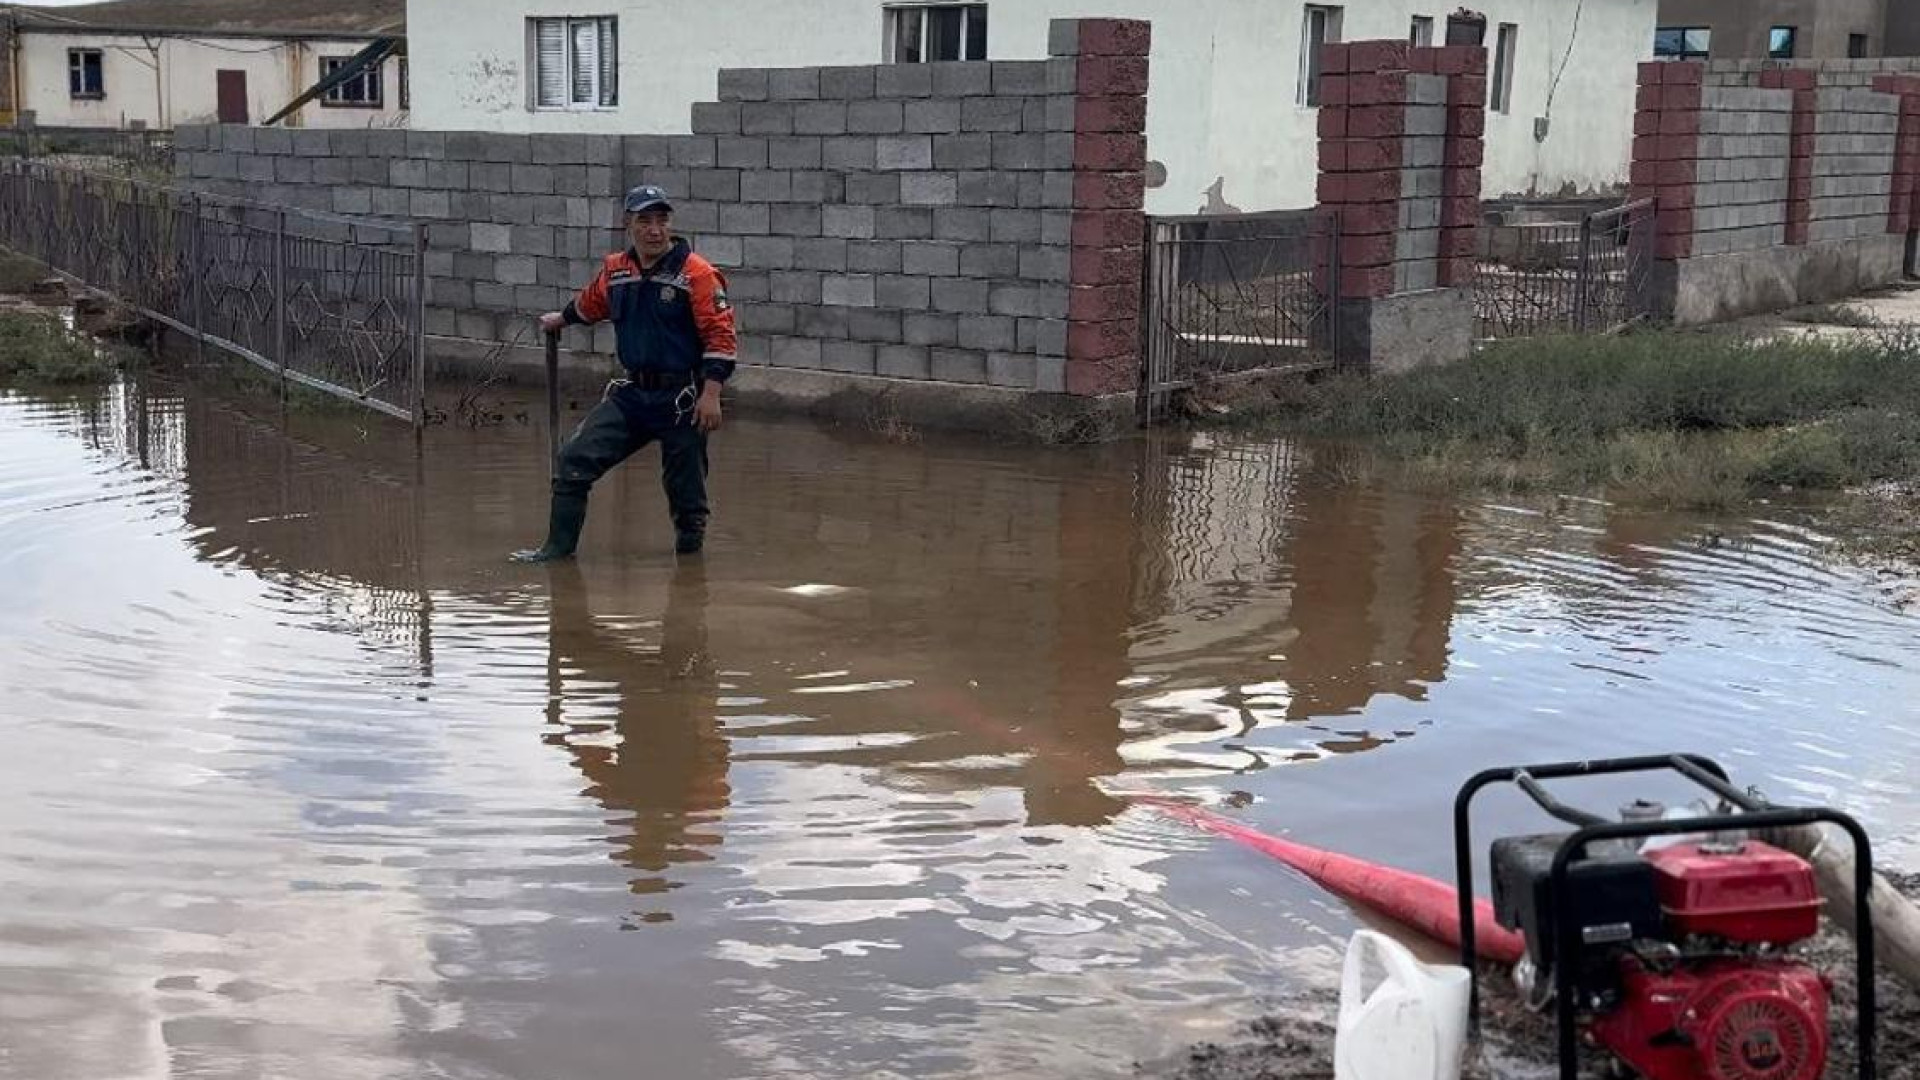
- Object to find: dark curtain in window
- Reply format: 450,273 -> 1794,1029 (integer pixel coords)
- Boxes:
927,6 -> 965,61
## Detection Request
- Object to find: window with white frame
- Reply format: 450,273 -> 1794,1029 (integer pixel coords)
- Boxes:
1298,5 -> 1342,108
884,4 -> 987,63
530,16 -> 618,110
321,56 -> 383,107
68,48 -> 104,99
1491,23 -> 1517,114
399,57 -> 410,110
1410,15 -> 1434,46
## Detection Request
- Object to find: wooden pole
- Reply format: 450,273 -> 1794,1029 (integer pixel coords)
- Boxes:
545,328 -> 561,477
1766,822 -> 1920,990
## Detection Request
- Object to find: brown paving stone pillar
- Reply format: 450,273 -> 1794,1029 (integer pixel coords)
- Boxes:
1054,17 -> 1149,398
1630,60 -> 1703,260
1875,74 -> 1920,236
1762,68 -> 1818,245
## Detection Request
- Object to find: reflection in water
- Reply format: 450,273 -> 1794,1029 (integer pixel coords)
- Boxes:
5,371 -> 1920,1080
544,560 -> 729,910
1122,436 -> 1462,773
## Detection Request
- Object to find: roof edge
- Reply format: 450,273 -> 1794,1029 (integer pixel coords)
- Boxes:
7,23 -> 403,42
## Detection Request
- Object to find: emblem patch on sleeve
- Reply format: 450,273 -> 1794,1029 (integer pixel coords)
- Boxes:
713,289 -> 731,311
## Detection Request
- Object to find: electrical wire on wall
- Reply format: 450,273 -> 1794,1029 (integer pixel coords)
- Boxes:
1541,0 -> 1585,130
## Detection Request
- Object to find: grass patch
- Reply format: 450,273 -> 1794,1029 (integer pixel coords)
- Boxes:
0,250 -> 51,294
1225,328 -> 1920,509
0,310 -> 138,384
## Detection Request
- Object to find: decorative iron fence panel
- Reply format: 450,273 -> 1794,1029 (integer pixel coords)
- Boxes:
1141,208 -> 1340,424
0,160 -> 425,426
1573,199 -> 1657,334
1473,198 -> 1657,339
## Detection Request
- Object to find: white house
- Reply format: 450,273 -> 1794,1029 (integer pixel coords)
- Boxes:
404,0 -> 1657,214
2,0 -> 409,130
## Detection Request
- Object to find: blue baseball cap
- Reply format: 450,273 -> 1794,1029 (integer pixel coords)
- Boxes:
624,184 -> 674,213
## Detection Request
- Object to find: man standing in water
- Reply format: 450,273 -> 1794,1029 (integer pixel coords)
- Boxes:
512,185 -> 737,562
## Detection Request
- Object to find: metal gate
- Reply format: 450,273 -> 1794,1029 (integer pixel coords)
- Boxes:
1473,198 -> 1656,340
0,159 -> 427,427
1140,208 -> 1340,423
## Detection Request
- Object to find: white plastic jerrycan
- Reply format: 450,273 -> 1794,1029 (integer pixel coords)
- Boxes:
1333,929 -> 1471,1080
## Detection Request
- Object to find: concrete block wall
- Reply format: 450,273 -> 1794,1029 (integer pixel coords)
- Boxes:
1637,60 -> 1910,324
1707,58 -> 1920,90
1807,88 -> 1899,243
1634,62 -> 1905,260
173,17 -> 1151,399
1687,87 -> 1791,257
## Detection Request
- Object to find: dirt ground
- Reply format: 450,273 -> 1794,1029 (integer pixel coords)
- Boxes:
1139,875 -> 1920,1080
1737,282 -> 1920,345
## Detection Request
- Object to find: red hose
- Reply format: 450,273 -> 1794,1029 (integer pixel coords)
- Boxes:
1141,797 -> 1527,965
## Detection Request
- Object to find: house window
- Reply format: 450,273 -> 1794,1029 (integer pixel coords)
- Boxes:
321,56 -> 383,107
1445,13 -> 1485,46
1768,26 -> 1797,59
1849,33 -> 1870,59
530,16 -> 618,109
68,49 -> 104,100
1410,16 -> 1434,46
1653,27 -> 1711,60
1490,23 -> 1517,114
1298,5 -> 1343,108
399,57 -> 410,110
884,4 -> 987,63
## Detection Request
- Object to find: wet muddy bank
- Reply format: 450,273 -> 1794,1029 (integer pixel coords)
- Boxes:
1142,875 -> 1920,1080
1188,328 -> 1920,521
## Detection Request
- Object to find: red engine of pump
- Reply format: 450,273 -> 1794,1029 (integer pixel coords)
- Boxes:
1590,960 -> 1829,1080
1589,842 -> 1829,1080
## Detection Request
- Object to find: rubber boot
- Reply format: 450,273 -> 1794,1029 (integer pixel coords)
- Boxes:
675,530 -> 705,556
510,491 -> 588,563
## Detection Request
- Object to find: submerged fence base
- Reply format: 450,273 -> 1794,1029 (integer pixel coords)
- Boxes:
0,160 -> 427,427
1140,209 -> 1341,423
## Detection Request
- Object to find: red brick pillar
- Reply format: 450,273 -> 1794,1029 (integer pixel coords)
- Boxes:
1313,40 -> 1482,369
1761,68 -> 1817,245
1316,40 -> 1413,303
1435,46 -> 1487,287
1059,18 -> 1150,398
1874,75 -> 1920,236
1630,61 -> 1703,260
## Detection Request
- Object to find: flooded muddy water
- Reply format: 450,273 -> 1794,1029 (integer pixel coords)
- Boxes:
4,373 -> 1920,1080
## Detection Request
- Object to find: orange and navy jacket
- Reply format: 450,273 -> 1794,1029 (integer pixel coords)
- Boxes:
560,238 -> 738,384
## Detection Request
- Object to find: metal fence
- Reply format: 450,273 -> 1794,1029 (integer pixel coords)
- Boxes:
1473,198 -> 1657,339
0,159 -> 426,425
1141,208 -> 1340,424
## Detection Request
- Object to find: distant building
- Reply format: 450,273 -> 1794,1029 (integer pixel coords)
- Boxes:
404,0 -> 1658,213
0,0 -> 407,130
1886,0 -> 1920,56
1654,0 -> 1895,61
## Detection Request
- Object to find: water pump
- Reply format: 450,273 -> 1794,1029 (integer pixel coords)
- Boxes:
1452,755 -> 1878,1080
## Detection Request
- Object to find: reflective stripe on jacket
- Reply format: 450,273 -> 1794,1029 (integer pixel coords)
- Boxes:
562,238 -> 738,384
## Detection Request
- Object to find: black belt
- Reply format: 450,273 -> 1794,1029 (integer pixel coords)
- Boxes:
627,370 -> 698,391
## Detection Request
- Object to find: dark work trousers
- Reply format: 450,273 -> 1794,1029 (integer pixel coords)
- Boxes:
554,389 -> 710,538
